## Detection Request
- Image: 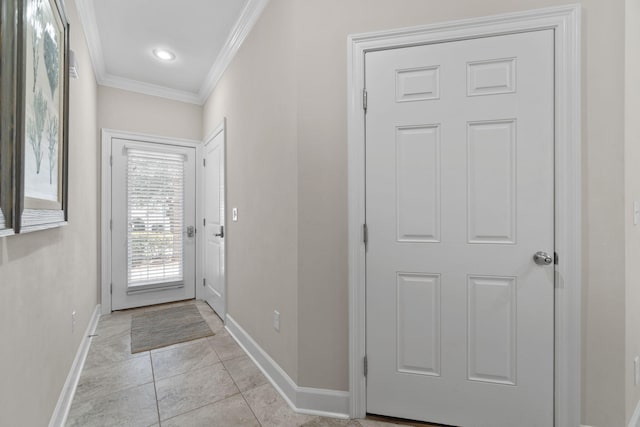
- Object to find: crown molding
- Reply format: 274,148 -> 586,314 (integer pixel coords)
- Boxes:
74,0 -> 107,82
99,74 -> 202,104
73,0 -> 269,105
197,0 -> 271,104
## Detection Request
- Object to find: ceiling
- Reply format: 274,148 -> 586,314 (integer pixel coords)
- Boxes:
75,0 -> 267,104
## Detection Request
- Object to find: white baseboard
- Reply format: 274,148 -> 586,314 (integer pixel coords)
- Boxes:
629,399 -> 640,427
225,315 -> 350,419
48,304 -> 101,427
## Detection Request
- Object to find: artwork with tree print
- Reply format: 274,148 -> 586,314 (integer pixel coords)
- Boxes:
24,0 -> 63,203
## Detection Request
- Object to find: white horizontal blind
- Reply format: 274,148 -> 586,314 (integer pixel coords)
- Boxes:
127,149 -> 185,287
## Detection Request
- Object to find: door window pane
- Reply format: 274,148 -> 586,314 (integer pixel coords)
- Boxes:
127,149 -> 185,287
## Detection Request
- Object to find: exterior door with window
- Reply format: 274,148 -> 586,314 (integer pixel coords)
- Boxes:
111,138 -> 197,310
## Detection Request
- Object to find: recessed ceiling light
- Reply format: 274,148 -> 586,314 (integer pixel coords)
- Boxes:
153,49 -> 175,61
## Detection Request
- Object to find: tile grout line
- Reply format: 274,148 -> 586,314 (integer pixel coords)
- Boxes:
212,319 -> 265,426
158,392 -> 245,425
149,350 -> 162,426
150,324 -> 245,424
72,380 -> 157,407
154,357 -> 224,382
218,350 -> 264,426
240,390 -> 264,427
210,343 -> 226,363
71,357 -> 155,406
80,349 -> 148,374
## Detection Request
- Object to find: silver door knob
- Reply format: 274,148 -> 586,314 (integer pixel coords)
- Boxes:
533,251 -> 553,265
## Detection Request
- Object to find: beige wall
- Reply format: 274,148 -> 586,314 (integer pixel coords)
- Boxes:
625,0 -> 640,423
203,0 -> 300,380
98,85 -> 202,141
203,1 -> 298,381
0,0 -> 99,425
204,0 -> 629,425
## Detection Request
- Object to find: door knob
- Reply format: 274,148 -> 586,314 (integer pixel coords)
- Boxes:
186,226 -> 195,238
533,251 -> 553,266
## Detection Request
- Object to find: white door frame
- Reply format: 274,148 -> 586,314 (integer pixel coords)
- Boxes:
100,129 -> 202,314
347,5 -> 581,425
196,119 -> 227,313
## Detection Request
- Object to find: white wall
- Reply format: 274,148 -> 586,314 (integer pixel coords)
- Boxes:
0,0 -> 99,425
204,0 -> 629,425
98,85 -> 202,141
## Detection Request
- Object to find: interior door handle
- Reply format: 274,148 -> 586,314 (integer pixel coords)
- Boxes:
533,251 -> 553,265
215,226 -> 224,238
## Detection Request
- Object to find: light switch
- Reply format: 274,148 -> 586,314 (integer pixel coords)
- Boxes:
232,208 -> 238,222
634,202 -> 639,226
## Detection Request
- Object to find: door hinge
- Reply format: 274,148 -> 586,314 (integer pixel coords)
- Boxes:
203,218 -> 206,227
203,278 -> 206,287
203,158 -> 206,167
554,252 -> 559,265
109,219 -> 112,230
364,356 -> 368,377
363,89 -> 368,112
110,283 -> 113,295
363,223 -> 368,248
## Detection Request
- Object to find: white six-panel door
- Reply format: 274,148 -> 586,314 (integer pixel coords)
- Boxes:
203,129 -> 226,318
365,30 -> 555,426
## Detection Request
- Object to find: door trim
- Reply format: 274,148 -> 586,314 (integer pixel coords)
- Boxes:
100,129 -> 202,314
347,5 -> 581,425
196,119 -> 227,315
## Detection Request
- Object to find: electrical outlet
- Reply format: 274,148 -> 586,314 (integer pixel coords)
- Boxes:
273,310 -> 280,332
71,310 -> 77,333
635,356 -> 640,386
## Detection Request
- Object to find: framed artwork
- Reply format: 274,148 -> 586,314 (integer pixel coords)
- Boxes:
15,0 -> 69,232
0,0 -> 18,236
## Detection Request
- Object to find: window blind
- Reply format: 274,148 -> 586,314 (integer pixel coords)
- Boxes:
126,149 -> 185,287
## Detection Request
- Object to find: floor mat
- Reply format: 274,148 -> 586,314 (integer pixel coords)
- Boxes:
130,304 -> 214,353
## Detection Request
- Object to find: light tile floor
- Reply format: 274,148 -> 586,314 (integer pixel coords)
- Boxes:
66,300 -> 414,427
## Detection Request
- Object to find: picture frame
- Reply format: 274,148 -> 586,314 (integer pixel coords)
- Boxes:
0,0 -> 18,236
15,0 -> 69,233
